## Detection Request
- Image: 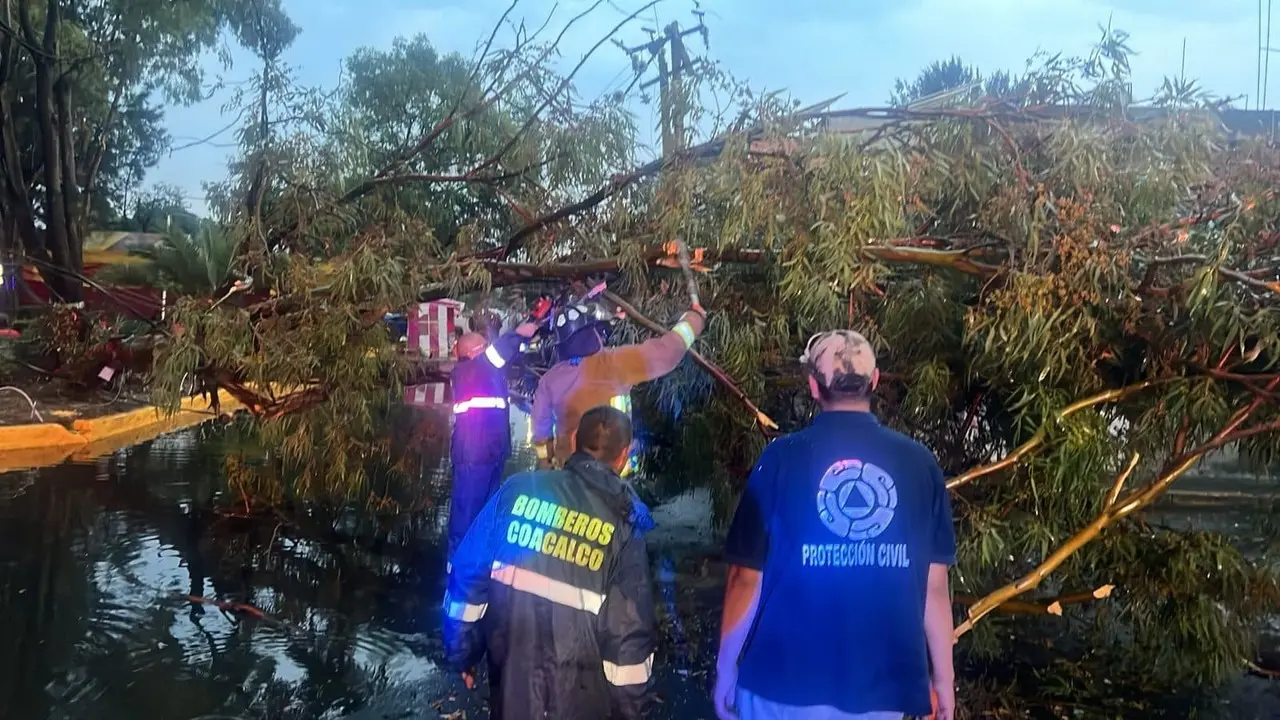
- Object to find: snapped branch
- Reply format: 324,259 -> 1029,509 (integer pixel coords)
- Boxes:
946,380 -> 1171,491
602,289 -> 780,434
1141,254 -> 1280,299
954,378 -> 1280,641
953,584 -> 1115,616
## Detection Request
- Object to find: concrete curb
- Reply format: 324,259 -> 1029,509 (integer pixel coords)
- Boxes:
0,389 -> 246,473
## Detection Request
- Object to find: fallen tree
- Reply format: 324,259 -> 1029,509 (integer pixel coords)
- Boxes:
130,9 -> 1280,715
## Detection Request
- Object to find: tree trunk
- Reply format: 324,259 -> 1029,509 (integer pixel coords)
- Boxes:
0,0 -> 45,274
23,0 -> 81,302
55,76 -> 82,277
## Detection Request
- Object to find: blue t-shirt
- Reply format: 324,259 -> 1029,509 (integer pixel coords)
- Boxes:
723,410 -> 957,717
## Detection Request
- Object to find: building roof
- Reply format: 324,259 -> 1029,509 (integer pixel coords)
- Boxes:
816,104 -> 1280,140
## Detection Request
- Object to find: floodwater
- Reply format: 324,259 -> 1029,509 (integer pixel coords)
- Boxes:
0,404 -> 1276,719
0,406 -> 723,720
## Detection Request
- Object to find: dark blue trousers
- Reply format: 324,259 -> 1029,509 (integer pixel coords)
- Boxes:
448,457 -> 508,559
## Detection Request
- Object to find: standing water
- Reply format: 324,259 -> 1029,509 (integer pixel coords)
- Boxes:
0,403 -> 1276,718
0,404 -> 724,719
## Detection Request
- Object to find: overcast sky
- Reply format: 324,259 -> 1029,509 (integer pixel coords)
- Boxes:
149,0 -> 1263,213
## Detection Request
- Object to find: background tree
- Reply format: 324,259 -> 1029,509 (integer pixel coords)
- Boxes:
321,33 -> 636,253
0,0 -> 287,302
889,23 -> 1138,109
107,183 -> 202,235
155,1 -> 658,500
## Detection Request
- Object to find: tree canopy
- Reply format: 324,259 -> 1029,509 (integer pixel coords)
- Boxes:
27,7 -> 1279,715
0,0 -> 290,300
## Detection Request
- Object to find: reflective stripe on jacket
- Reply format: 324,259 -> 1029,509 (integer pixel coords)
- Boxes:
450,331 -> 523,465
442,452 -> 656,720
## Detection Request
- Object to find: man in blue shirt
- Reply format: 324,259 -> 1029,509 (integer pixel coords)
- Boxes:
714,330 -> 957,720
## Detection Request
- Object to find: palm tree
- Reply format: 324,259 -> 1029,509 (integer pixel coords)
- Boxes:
98,223 -> 238,296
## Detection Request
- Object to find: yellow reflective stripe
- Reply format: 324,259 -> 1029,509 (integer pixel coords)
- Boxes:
535,444 -> 550,459
608,393 -> 637,477
672,321 -> 695,349
602,654 -> 653,686
621,452 -> 639,478
484,344 -> 507,368
490,561 -> 605,614
443,594 -> 488,622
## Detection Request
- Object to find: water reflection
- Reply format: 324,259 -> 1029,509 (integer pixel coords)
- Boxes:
0,409 -> 467,720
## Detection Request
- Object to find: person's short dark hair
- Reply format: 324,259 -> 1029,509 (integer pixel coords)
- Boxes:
812,371 -> 873,401
575,406 -> 633,464
801,330 -> 877,402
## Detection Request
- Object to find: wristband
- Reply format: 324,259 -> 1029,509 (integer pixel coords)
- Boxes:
672,320 -> 696,350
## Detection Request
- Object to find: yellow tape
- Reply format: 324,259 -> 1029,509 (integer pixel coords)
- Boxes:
672,321 -> 696,350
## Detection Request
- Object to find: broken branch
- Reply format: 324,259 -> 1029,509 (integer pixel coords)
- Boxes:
953,585 -> 1115,616
602,289 -> 780,433
955,380 -> 1280,640
946,380 -> 1170,491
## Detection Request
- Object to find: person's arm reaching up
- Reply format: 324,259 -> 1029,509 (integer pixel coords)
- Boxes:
481,322 -> 539,369
609,306 -> 707,385
924,458 -> 958,720
597,530 -> 657,719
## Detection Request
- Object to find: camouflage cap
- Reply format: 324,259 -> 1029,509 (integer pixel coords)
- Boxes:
800,330 -> 877,388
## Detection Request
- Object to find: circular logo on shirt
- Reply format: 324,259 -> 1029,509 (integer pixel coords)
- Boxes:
816,459 -> 897,541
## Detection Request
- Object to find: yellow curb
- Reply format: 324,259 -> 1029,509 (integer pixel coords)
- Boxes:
69,389 -> 245,443
70,409 -> 225,462
0,384 -> 309,473
0,422 -> 89,452
0,390 -> 246,473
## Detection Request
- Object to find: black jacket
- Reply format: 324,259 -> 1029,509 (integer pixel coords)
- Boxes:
442,453 -> 656,719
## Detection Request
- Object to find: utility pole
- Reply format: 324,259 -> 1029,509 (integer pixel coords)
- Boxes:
616,12 -> 709,159
1258,3 -> 1280,112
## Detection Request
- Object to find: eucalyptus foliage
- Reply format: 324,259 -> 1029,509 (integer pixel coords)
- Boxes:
142,13 -> 1280,713
153,15 -> 643,505
624,36 -> 1280,715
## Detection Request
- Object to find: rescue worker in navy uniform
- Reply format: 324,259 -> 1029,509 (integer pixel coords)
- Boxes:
442,405 -> 656,719
448,319 -> 538,560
